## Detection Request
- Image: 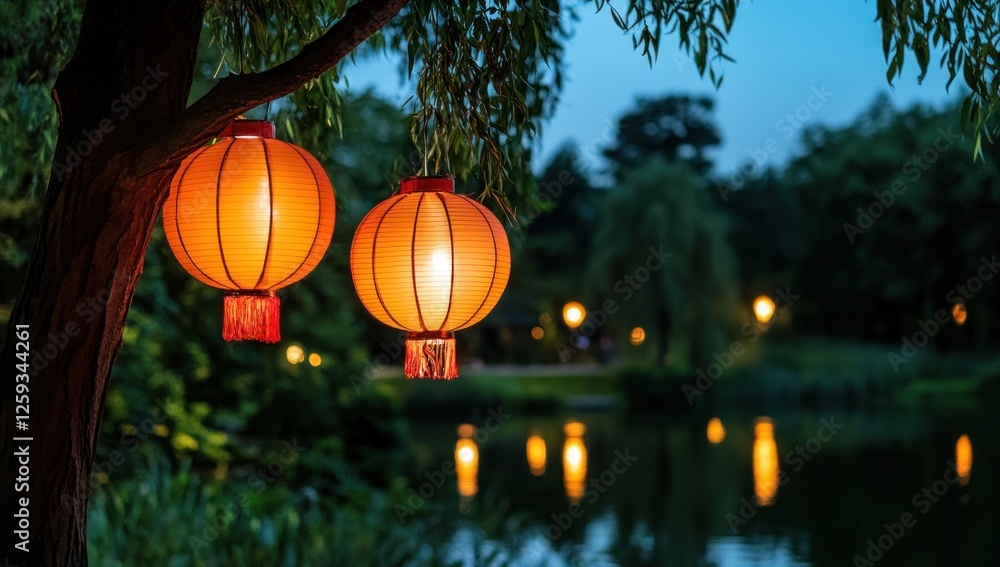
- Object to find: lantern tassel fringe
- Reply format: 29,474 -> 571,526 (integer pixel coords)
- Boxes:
405,333 -> 457,379
223,292 -> 281,343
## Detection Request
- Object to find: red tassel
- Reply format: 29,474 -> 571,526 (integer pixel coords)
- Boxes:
404,332 -> 457,379
223,291 -> 281,343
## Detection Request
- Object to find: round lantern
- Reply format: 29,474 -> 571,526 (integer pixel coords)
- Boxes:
163,119 -> 335,343
350,176 -> 511,379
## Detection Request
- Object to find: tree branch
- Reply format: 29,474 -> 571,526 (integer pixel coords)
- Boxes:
132,0 -> 410,175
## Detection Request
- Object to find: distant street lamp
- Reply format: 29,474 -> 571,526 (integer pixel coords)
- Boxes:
952,303 -> 968,326
629,327 -> 646,346
562,301 -> 585,328
753,295 -> 776,324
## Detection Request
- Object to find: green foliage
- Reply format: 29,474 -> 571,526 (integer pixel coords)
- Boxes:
587,158 -> 739,367
603,94 -> 722,176
875,0 -> 1000,156
88,460 -> 426,566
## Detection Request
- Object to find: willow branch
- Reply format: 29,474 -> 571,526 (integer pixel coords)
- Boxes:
133,0 -> 410,175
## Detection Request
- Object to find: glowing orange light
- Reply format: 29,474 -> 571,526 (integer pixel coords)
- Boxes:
564,421 -> 586,437
629,326 -> 646,346
308,353 -> 322,367
457,423 -> 475,439
956,434 -> 972,486
531,326 -> 545,340
563,436 -> 587,504
753,295 -> 776,324
562,301 -> 586,328
164,119 -> 335,343
707,417 -> 726,444
527,434 -> 547,476
349,176 -> 511,379
753,417 -> 779,506
455,437 -> 479,498
285,345 -> 304,365
952,303 -> 968,326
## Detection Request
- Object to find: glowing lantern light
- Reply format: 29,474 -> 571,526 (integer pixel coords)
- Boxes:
753,417 -> 779,506
164,119 -> 335,343
531,326 -> 545,340
630,326 -> 646,346
285,345 -> 304,365
350,176 -> 511,380
952,303 -> 968,326
956,434 -> 972,486
456,424 -> 479,498
707,417 -> 726,444
753,295 -> 776,324
308,353 -> 322,367
562,301 -> 585,328
527,433 -> 547,476
563,421 -> 587,503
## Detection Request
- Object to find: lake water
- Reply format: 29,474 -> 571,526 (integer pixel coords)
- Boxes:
403,408 -> 994,566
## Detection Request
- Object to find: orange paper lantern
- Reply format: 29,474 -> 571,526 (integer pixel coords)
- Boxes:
349,176 -> 510,379
163,119 -> 335,342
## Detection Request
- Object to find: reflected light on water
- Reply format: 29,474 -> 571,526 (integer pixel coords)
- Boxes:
527,434 -> 547,476
707,417 -> 726,444
563,422 -> 587,503
753,418 -> 779,506
956,434 -> 972,486
455,436 -> 479,499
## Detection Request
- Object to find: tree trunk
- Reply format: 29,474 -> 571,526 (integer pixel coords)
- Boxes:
0,1 -> 205,564
0,0 -> 409,562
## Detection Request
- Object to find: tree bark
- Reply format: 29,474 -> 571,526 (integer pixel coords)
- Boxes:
0,0 -> 409,564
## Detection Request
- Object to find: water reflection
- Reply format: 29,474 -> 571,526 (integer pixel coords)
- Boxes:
563,421 -> 587,503
707,417 -> 726,444
527,433 -> 547,476
956,434 -> 972,486
753,417 -> 779,506
456,424 -> 478,502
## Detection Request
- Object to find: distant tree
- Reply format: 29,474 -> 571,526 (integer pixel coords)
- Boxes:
783,97 -> 1000,346
604,95 -> 721,177
520,144 -> 600,291
587,159 -> 738,367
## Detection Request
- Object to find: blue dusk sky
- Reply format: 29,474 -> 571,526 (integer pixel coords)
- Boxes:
345,1 -> 959,179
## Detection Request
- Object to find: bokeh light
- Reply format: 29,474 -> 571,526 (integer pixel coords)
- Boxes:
630,326 -> 646,346
707,417 -> 726,444
531,326 -> 545,340
753,295 -> 776,324
285,345 -> 305,365
562,301 -> 586,328
952,303 -> 968,326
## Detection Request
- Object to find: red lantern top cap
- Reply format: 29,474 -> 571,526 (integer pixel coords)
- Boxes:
219,119 -> 275,139
400,175 -> 455,194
